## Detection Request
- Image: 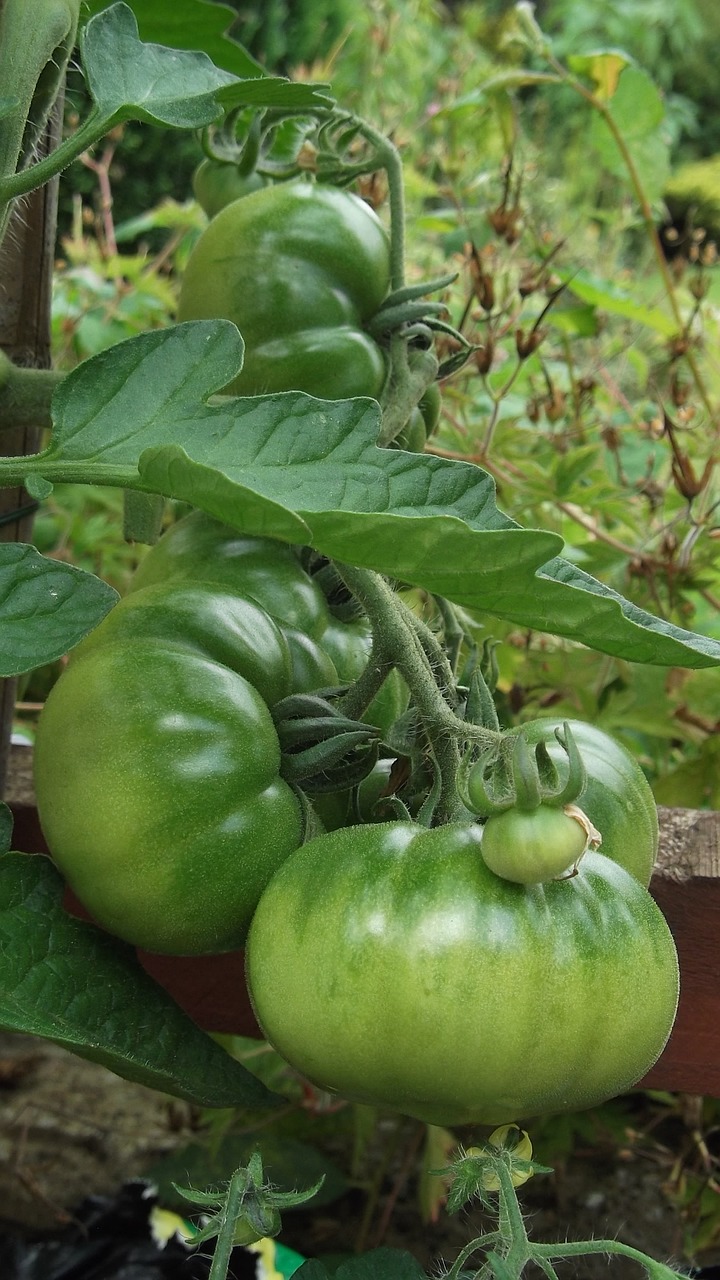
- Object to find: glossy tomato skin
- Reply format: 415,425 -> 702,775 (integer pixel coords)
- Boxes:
246,822 -> 679,1127
177,180 -> 391,400
76,579 -> 296,707
131,510 -> 331,639
192,158 -> 267,219
133,512 -> 408,722
515,719 -> 658,886
35,640 -> 303,956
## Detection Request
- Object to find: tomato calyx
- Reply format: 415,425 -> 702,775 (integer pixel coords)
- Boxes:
272,689 -> 381,790
464,720 -> 587,818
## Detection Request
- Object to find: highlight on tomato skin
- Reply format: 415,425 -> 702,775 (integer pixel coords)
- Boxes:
245,820 -> 680,1129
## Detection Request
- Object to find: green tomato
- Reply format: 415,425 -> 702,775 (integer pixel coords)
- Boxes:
76,579 -> 295,707
192,158 -> 267,219
281,625 -> 340,696
247,822 -> 678,1126
177,180 -> 391,400
35,638 -> 304,956
131,510 -> 331,639
511,719 -> 658,886
480,804 -> 589,884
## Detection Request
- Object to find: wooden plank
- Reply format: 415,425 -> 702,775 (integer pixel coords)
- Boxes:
5,751 -> 720,1097
641,807 -> 720,1096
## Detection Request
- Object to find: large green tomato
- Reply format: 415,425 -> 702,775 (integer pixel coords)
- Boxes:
511,719 -> 659,886
133,512 -> 408,721
76,579 -> 296,707
177,180 -> 391,400
34,590 -> 305,956
131,510 -> 331,639
246,822 -> 679,1127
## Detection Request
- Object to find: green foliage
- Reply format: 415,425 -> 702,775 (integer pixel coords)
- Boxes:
0,844 -> 276,1108
229,0 -> 355,72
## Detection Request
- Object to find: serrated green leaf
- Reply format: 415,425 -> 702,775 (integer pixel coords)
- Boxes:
0,543 -> 118,675
7,321 -> 720,669
81,0 -> 265,79
0,851 -> 276,1109
81,2 -> 238,128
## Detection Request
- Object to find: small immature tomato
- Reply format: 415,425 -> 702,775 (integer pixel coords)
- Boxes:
480,804 -> 590,884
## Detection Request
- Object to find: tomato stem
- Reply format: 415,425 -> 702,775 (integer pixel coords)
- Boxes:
333,562 -> 502,822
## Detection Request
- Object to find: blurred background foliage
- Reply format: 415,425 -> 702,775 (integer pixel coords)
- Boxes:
45,0 -> 720,810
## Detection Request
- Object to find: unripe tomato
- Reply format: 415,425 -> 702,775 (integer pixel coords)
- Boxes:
480,804 -> 589,884
177,180 -> 391,400
35,596 -> 305,954
131,509 -> 331,639
192,158 -> 267,219
246,822 -> 679,1127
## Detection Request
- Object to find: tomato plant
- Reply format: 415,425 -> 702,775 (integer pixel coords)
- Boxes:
246,821 -> 679,1127
3,8 -> 720,1274
177,180 -> 391,400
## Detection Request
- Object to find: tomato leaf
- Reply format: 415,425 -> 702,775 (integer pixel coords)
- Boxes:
81,3 -> 238,128
0,851 -> 277,1109
5,321 -> 720,669
0,543 -> 118,676
80,0 -> 266,80
81,2 -> 332,122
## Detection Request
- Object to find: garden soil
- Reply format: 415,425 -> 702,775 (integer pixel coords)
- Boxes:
0,1031 -> 716,1278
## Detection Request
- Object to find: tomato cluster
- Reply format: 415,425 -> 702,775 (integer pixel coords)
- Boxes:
34,179 -> 679,1127
35,506 -> 679,1124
